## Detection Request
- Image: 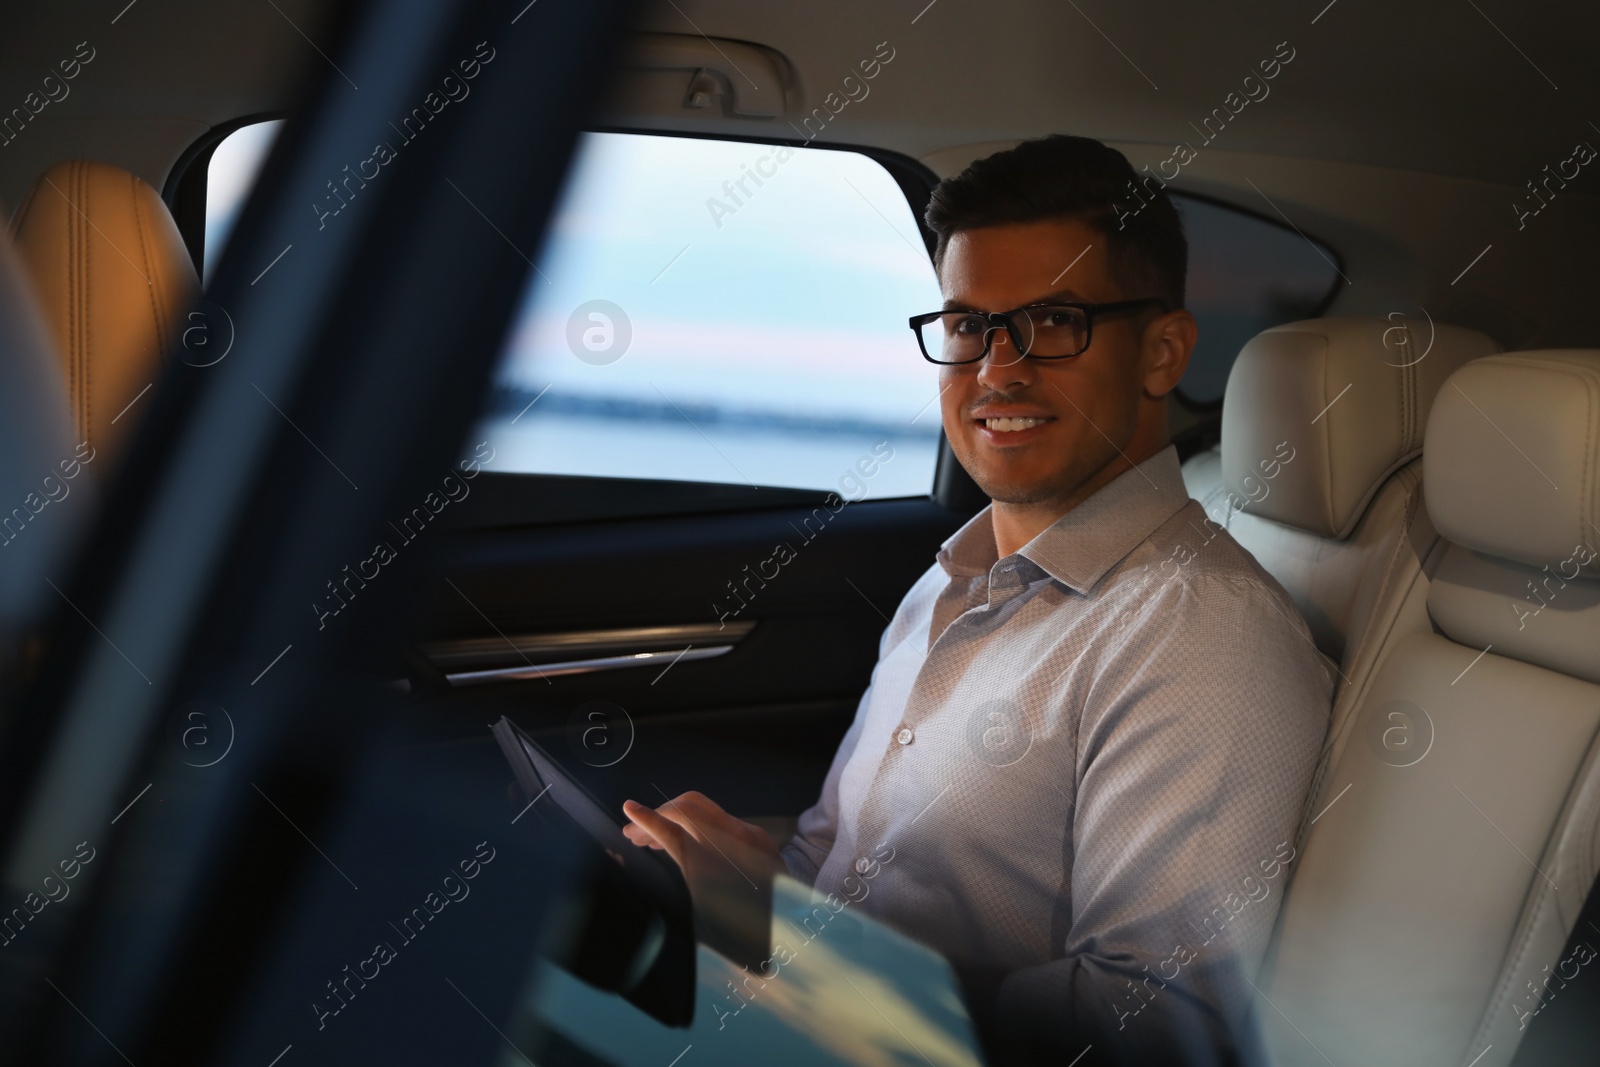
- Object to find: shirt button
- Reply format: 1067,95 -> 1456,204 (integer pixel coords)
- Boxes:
855,857 -> 872,874
896,727 -> 914,745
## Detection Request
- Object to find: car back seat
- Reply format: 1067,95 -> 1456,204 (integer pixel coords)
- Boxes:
1257,350 -> 1600,1066
1182,317 -> 1502,817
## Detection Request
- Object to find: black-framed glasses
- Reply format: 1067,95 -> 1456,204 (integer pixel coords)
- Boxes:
908,298 -> 1168,365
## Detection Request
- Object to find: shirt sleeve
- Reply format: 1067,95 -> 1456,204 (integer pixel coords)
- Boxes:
995,572 -> 1333,1065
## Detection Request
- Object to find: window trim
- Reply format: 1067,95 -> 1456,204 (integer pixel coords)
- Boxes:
454,470 -> 830,528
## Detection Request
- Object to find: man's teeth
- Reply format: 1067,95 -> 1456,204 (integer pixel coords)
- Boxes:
984,417 -> 1048,432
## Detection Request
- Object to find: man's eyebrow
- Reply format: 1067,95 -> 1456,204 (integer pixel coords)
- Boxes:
940,288 -> 1089,312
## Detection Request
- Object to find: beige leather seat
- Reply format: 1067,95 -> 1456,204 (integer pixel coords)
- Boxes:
7,160 -> 197,473
1257,350 -> 1600,1066
1184,318 -> 1503,838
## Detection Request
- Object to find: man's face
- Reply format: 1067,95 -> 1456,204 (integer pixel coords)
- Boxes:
937,219 -> 1157,507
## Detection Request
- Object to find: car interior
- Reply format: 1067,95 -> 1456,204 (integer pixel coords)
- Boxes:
0,1 -> 1596,1065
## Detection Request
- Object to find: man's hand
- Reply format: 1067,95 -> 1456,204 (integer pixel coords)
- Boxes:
622,791 -> 779,862
622,791 -> 785,969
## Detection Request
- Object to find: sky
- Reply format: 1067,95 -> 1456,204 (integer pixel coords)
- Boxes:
491,131 -> 946,424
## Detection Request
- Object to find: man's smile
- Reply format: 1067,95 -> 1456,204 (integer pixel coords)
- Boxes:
969,405 -> 1057,445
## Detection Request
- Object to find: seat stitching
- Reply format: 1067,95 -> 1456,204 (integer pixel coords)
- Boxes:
131,174 -> 165,358
1341,469 -> 1420,678
61,168 -> 78,444
80,160 -> 91,447
1305,586 -> 1415,848
76,161 -> 88,446
1285,466 -> 1418,848
1320,470 -> 1429,770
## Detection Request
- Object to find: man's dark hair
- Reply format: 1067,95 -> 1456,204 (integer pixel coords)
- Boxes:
924,134 -> 1188,310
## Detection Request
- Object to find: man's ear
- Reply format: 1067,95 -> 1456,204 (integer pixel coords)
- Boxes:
1142,309 -> 1198,398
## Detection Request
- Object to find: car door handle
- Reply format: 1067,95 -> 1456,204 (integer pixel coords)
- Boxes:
417,621 -> 755,687
442,644 -> 735,686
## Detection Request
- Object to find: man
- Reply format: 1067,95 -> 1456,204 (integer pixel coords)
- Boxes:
623,135 -> 1332,1064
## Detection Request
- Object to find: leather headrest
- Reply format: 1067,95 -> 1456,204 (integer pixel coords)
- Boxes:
8,160 -> 197,469
1220,317 -> 1501,539
1424,351 -> 1600,576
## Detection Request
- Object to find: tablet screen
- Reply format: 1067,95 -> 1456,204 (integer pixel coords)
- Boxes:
491,716 -> 690,913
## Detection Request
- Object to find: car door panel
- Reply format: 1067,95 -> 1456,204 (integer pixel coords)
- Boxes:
421,488 -> 972,817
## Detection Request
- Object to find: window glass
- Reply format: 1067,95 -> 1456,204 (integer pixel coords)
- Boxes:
472,132 -> 944,498
204,119 -> 285,284
1176,195 -> 1341,403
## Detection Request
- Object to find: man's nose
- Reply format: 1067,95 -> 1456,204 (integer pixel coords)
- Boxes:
976,327 -> 1035,389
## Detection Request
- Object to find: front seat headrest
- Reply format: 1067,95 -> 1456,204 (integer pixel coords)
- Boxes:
7,160 -> 197,470
1220,316 -> 1501,539
1424,350 -> 1600,576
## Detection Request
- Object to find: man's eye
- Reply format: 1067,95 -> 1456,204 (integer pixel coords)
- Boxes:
952,316 -> 986,335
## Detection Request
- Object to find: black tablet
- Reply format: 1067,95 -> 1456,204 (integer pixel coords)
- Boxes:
491,715 -> 688,908
492,715 -> 697,1027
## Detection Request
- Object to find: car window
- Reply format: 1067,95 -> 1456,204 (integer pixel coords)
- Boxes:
204,119 -> 285,284
1175,194 -> 1341,404
469,131 -> 944,498
200,129 -> 1338,465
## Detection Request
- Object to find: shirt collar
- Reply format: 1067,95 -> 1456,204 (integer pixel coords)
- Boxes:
936,446 -> 1191,595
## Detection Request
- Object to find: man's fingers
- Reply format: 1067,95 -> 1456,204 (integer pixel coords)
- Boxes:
656,791 -> 715,826
657,792 -> 778,856
622,800 -> 689,866
621,821 -> 665,850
